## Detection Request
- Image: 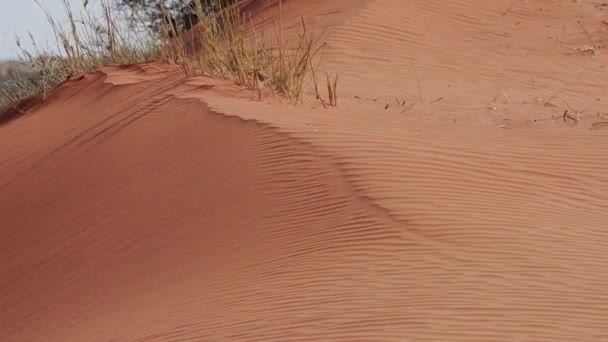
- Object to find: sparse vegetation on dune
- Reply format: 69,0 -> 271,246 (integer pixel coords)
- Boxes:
0,61 -> 36,102
0,0 -> 160,107
0,61 -> 35,82
185,1 -> 326,103
0,0 -> 338,109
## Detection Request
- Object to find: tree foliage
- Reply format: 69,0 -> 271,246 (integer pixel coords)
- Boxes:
116,0 -> 235,35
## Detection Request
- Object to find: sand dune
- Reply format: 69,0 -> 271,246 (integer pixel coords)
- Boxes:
2,0 -> 608,341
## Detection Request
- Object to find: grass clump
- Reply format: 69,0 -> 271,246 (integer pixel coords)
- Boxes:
1,0 -> 161,107
167,0 -> 328,104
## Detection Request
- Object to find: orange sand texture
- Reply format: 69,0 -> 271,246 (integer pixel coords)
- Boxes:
1,0 -> 608,341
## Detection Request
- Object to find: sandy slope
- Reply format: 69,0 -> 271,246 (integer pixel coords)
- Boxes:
2,0 -> 608,341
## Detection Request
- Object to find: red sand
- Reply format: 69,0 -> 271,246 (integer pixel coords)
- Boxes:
1,0 -> 608,340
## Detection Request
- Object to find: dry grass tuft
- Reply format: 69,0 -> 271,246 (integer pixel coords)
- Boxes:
312,70 -> 339,108
1,0 -> 160,107
169,0 -> 326,104
326,73 -> 338,107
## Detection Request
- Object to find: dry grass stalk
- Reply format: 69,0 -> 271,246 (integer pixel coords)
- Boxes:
326,73 -> 338,107
312,69 -> 338,108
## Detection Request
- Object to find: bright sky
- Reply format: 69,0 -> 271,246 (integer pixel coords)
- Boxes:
0,0 -> 97,60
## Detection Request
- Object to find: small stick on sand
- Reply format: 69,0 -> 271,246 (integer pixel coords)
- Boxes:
400,100 -> 419,114
500,89 -> 512,104
494,88 -> 511,104
563,110 -> 579,124
431,97 -> 444,104
410,60 -> 423,102
544,95 -> 557,107
577,20 -> 597,45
